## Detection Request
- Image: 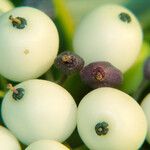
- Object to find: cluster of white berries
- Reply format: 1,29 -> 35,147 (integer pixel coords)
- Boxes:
0,3 -> 149,150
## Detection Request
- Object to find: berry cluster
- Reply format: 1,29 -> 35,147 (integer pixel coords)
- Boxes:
0,2 -> 149,150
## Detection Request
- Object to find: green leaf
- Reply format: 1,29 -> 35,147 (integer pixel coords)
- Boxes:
63,74 -> 91,105
52,0 -> 75,50
73,145 -> 89,150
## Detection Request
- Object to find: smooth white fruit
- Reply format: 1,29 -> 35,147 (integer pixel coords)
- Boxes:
2,79 -> 77,145
73,4 -> 143,72
0,125 -> 21,150
25,140 -> 69,150
141,94 -> 150,144
0,7 -> 59,82
0,0 -> 14,15
65,0 -> 127,25
77,87 -> 147,150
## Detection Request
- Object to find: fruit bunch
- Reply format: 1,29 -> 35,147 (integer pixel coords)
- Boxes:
0,1 -> 150,150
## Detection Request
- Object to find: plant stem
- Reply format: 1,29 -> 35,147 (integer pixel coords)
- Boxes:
56,74 -> 68,85
133,78 -> 149,103
45,71 -> 55,82
0,90 -> 5,98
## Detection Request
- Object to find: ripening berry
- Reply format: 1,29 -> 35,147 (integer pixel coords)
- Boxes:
80,61 -> 123,89
54,51 -> 84,75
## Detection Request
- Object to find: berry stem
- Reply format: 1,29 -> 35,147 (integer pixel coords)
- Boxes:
7,84 -> 18,94
0,90 -> 5,98
9,15 -> 21,25
9,15 -> 27,29
45,70 -> 55,82
133,78 -> 149,103
57,74 -> 68,85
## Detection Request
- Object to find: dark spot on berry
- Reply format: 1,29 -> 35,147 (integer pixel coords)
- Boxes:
9,15 -> 27,29
24,49 -> 29,55
119,12 -> 131,23
12,88 -> 25,101
95,122 -> 109,136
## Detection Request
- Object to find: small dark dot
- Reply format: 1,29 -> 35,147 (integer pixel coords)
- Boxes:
119,12 -> 131,23
9,15 -> 27,29
12,88 -> 25,101
24,49 -> 29,55
95,121 -> 109,136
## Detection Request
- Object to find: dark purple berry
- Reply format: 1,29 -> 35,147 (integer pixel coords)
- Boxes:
80,61 -> 123,89
54,51 -> 84,75
143,57 -> 150,80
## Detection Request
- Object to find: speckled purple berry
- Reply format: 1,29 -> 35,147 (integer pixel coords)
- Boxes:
54,51 -> 84,75
80,61 -> 123,89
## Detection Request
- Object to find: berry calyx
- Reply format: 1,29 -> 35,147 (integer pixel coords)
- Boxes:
119,12 -> 131,23
95,122 -> 109,136
93,67 -> 105,81
7,84 -> 25,101
61,55 -> 72,63
9,15 -> 27,29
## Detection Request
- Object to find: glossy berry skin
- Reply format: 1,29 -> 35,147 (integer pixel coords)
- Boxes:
77,87 -> 147,150
2,79 -> 77,145
25,140 -> 69,150
141,94 -> 150,144
0,7 -> 59,82
54,51 -> 84,75
73,4 -> 143,72
0,126 -> 21,150
80,61 -> 123,89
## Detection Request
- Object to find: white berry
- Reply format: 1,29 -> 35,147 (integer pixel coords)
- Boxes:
0,7 -> 59,82
73,4 -> 142,72
25,140 -> 69,150
141,94 -> 150,144
0,0 -> 14,15
77,87 -> 147,150
0,125 -> 21,150
2,79 -> 77,145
